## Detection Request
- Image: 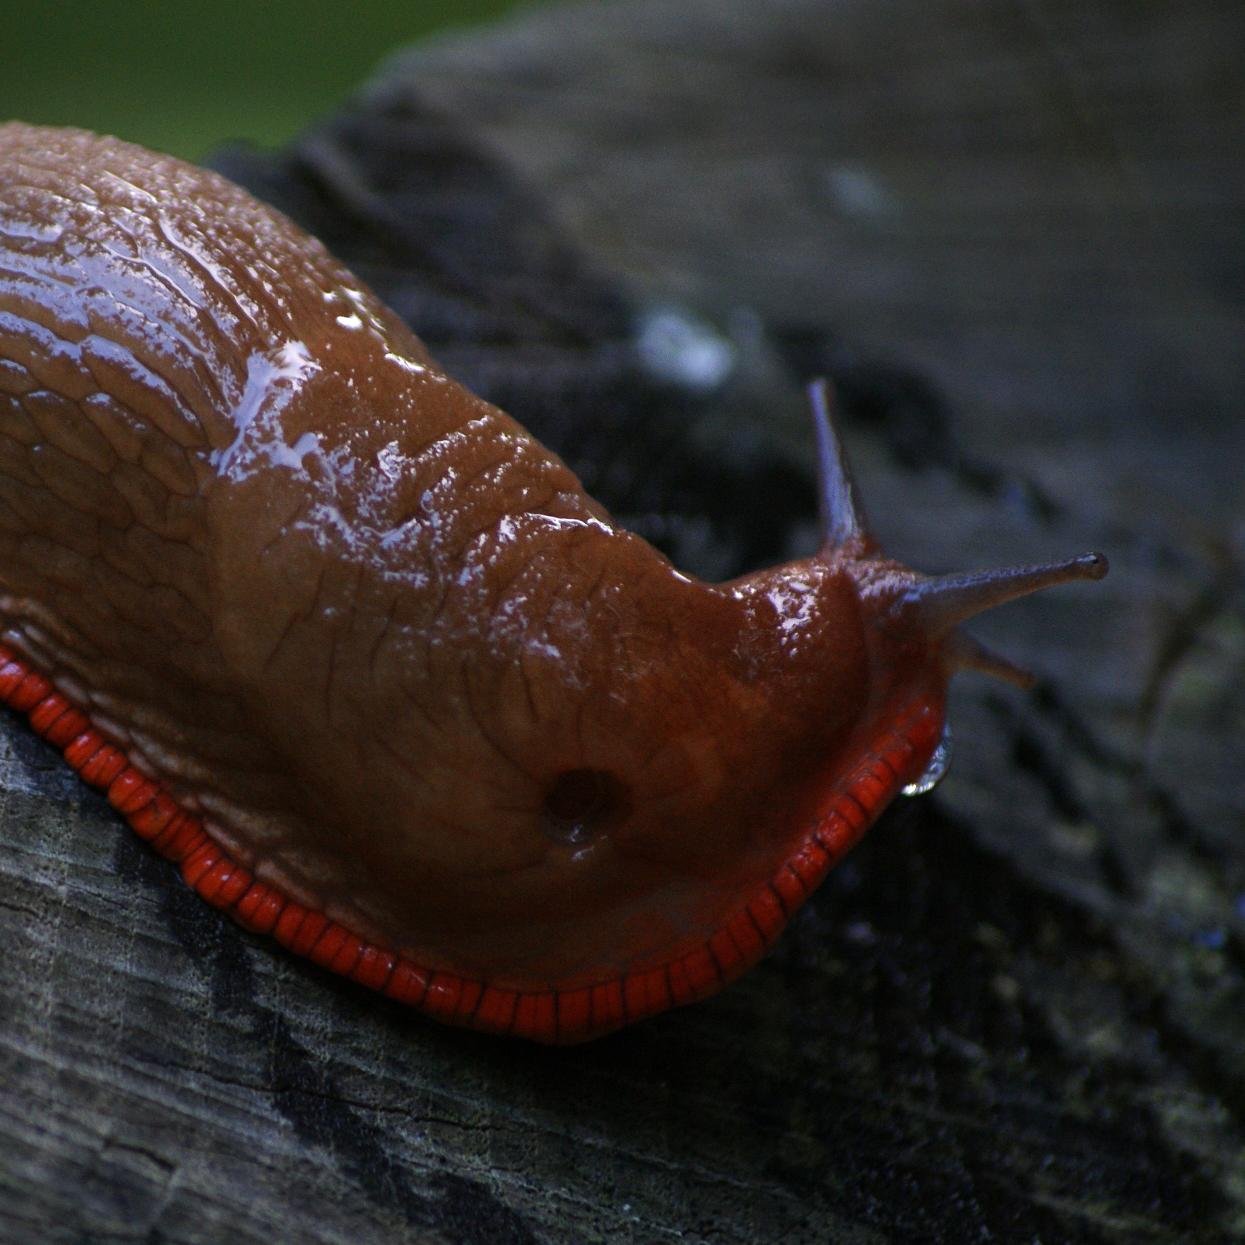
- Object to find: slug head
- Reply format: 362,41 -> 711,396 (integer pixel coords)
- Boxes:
517,382 -> 1107,975
279,378 -> 1105,989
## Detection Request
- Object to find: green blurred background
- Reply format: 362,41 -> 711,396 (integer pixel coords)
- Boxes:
0,0 -> 535,160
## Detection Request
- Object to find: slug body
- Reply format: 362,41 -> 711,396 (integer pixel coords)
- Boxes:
0,125 -> 1105,1042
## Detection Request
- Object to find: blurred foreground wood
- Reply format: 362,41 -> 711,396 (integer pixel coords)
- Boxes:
3,1 -> 1243,1241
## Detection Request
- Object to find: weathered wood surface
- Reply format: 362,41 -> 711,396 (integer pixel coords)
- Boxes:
3,1 -> 1243,1241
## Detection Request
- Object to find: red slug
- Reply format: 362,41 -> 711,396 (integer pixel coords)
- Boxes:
0,123 -> 1106,1043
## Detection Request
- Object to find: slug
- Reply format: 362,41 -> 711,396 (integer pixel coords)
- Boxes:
0,123 -> 1106,1044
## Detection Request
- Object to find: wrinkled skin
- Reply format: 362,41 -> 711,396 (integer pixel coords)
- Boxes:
0,124 -> 931,986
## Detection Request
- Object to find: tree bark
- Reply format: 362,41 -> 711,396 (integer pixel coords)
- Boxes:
3,1 -> 1243,1242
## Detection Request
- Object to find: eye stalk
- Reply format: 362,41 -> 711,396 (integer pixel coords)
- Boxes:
904,553 -> 1108,687
807,378 -> 1108,689
808,376 -> 869,550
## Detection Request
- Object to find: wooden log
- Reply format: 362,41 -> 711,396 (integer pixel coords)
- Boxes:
3,1 -> 1242,1241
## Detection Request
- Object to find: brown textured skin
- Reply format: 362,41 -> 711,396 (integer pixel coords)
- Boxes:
0,124 -> 933,988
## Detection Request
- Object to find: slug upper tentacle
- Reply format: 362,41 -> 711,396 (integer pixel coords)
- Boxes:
0,123 -> 1107,1042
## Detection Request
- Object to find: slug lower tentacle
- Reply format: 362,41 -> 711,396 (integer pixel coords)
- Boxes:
0,124 -> 1106,1042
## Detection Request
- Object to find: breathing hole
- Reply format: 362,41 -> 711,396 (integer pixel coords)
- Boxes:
540,768 -> 630,846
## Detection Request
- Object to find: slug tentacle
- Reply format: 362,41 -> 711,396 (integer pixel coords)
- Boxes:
0,123 -> 1108,1042
808,377 -> 869,550
904,553 -> 1109,636
898,553 -> 1108,688
945,631 -> 1039,690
